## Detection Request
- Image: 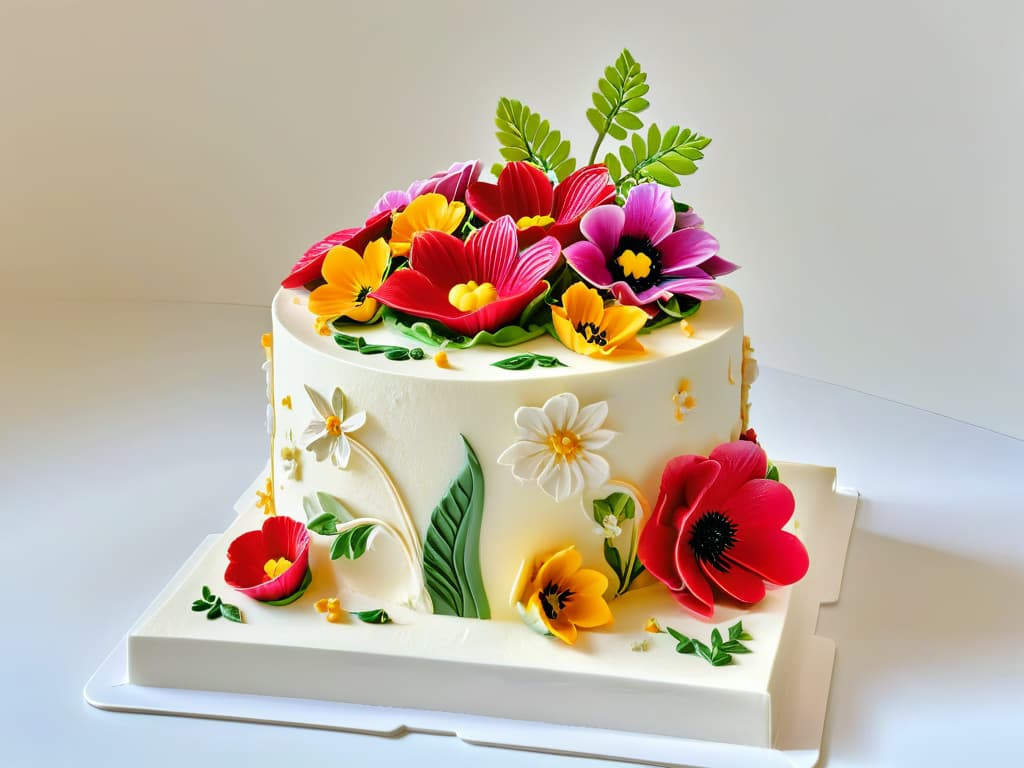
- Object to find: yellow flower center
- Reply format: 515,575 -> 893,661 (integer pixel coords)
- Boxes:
616,249 -> 653,279
263,557 -> 293,580
547,429 -> 582,461
516,214 -> 556,230
325,415 -> 342,436
448,280 -> 498,312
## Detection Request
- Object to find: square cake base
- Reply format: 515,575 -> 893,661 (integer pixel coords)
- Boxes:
86,462 -> 856,766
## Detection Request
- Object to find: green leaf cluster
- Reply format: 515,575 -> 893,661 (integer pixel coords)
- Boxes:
422,436 -> 491,619
663,620 -> 753,666
304,492 -> 377,561
766,463 -> 780,482
593,492 -> 645,596
385,311 -> 547,350
351,608 -> 392,625
603,123 -> 711,194
493,97 -> 575,181
491,352 -> 567,371
333,331 -> 425,361
586,48 -> 650,163
191,586 -> 243,623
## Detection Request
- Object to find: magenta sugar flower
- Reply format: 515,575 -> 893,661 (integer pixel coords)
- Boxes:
564,183 -> 735,314
369,160 -> 482,216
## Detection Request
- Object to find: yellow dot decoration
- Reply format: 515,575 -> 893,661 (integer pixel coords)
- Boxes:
672,379 -> 697,423
260,333 -> 273,349
315,597 -> 345,623
255,477 -> 276,516
433,350 -> 450,368
281,395 -> 292,409
679,319 -> 694,337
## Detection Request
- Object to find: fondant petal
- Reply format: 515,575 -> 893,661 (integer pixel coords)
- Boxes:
674,531 -> 716,611
722,479 -> 795,530
560,280 -> 605,328
226,529 -> 268,565
566,567 -> 609,597
702,562 -> 766,604
550,164 -> 615,224
580,428 -> 615,450
466,216 -> 518,284
513,405 -> 553,440
574,451 -> 609,493
535,545 -> 583,587
406,230 -> 471,287
498,161 -> 554,220
573,400 -> 609,436
543,392 -> 580,433
579,205 -> 625,256
667,585 -> 715,618
623,183 -> 674,244
656,227 -> 720,272
333,434 -> 352,469
305,433 -> 334,462
340,410 -> 366,434
503,235 -> 561,293
305,384 -> 334,421
564,593 -> 613,628
702,441 -> 769,511
728,531 -> 809,586
465,180 -> 503,222
538,457 -> 573,502
331,387 -> 345,419
697,254 -> 740,278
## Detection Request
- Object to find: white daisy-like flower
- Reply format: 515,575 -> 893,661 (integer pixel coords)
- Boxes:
301,385 -> 366,469
593,513 -> 623,540
497,392 -> 615,502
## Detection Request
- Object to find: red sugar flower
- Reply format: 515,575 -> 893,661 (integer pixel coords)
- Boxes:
637,440 -> 808,618
466,162 -> 614,247
370,215 -> 560,336
281,210 -> 391,289
224,516 -> 311,602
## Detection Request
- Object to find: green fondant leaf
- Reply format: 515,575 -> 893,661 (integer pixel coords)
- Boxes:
206,599 -> 223,620
330,523 -> 377,560
333,331 -> 424,363
728,620 -> 744,641
386,310 -> 547,350
592,497 -> 613,525
719,640 -> 751,654
202,585 -> 213,602
766,464 -> 780,482
603,539 -> 624,582
710,647 -> 733,666
692,639 -> 713,663
711,628 -> 723,647
263,567 -> 313,606
657,295 -> 702,320
315,492 -> 352,523
491,352 -> 567,371
191,599 -> 212,612
220,603 -> 244,623
665,626 -> 690,645
676,639 -> 695,654
422,436 -> 490,619
307,512 -> 341,536
608,491 -> 635,520
629,555 -> 646,581
351,608 -> 392,624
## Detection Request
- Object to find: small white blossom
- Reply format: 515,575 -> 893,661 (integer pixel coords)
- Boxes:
301,385 -> 366,469
593,513 -> 622,540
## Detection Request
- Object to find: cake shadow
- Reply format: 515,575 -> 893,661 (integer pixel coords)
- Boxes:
816,517 -> 1024,766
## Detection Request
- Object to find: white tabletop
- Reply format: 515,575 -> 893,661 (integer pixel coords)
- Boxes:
1,299 -> 1021,767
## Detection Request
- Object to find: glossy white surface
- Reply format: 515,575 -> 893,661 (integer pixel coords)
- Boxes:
2,300 -> 1021,767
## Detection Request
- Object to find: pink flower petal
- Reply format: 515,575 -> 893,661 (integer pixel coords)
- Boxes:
466,216 -> 518,286
675,209 -> 704,229
625,278 -> 724,306
623,183 -> 674,244
702,561 -> 767,604
504,235 -> 561,294
728,531 -> 809,586
408,160 -> 481,202
369,189 -> 411,217
697,254 -> 740,278
656,227 -> 720,272
550,164 -> 615,225
564,241 -> 615,288
579,205 -> 624,256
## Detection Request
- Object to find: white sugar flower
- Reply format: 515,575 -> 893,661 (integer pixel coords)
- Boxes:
301,385 -> 366,469
497,392 -> 614,502
593,513 -> 622,540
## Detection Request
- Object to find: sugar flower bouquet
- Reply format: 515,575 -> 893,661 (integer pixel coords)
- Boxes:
282,49 -> 737,360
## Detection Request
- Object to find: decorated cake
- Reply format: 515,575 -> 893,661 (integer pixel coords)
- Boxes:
123,50 -> 850,755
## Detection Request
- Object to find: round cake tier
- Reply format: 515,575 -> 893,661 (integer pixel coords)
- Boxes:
268,287 -> 746,620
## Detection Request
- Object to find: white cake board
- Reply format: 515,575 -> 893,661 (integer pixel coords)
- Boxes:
85,463 -> 857,768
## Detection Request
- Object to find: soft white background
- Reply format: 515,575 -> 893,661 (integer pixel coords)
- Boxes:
2,0 -> 1022,438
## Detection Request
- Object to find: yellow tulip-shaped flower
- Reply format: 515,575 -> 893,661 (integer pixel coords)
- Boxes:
389,193 -> 466,256
307,238 -> 390,323
551,282 -> 647,358
511,545 -> 613,645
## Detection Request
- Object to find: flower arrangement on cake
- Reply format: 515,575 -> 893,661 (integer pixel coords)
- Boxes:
282,48 -> 736,361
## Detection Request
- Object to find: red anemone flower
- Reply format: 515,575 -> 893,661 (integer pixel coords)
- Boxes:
370,215 -> 560,336
637,440 -> 808,618
466,162 -> 614,247
281,210 -> 391,289
224,516 -> 311,602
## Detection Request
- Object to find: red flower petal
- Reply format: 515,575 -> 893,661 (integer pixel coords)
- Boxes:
503,235 -> 561,294
666,586 -> 715,619
702,441 -> 769,512
674,527 -> 716,613
728,531 -> 809,586
370,268 -> 456,321
281,210 -> 390,288
224,561 -> 268,590
551,164 -> 615,225
498,162 -> 554,220
407,230 -> 473,287
223,517 -> 311,601
466,216 -> 518,285
226,529 -> 268,566
722,479 -> 795,531
702,561 -> 767,604
465,180 -> 504,223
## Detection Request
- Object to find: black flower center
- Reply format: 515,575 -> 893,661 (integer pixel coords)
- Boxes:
355,286 -> 372,305
610,235 -> 663,293
539,581 -> 574,621
575,321 -> 608,346
688,511 -> 737,572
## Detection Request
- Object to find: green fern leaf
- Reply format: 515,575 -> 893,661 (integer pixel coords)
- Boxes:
611,122 -> 712,188
494,97 -> 574,179
587,49 -> 651,163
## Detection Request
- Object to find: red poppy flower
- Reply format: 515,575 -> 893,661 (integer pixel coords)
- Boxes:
370,215 -> 561,336
466,162 -> 615,247
637,440 -> 808,618
281,210 -> 391,289
224,516 -> 311,602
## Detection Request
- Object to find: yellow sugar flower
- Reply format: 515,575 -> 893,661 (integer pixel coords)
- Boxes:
307,238 -> 390,323
551,282 -> 647,358
389,193 -> 466,256
511,545 -> 613,645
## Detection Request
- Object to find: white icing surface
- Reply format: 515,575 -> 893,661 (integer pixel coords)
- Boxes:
269,287 -> 746,619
